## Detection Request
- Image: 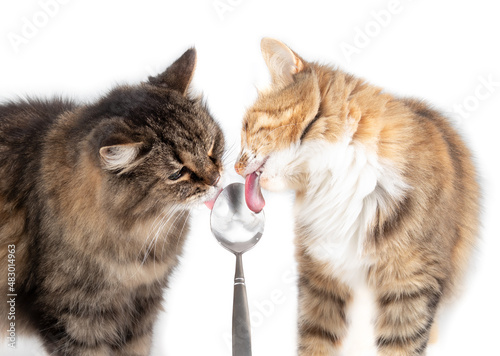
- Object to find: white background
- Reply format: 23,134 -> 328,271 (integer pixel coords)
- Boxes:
1,0 -> 499,355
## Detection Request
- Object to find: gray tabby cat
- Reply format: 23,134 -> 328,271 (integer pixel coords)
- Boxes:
0,48 -> 224,355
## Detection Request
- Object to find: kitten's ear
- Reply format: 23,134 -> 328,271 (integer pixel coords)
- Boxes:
261,38 -> 306,86
99,142 -> 142,172
148,48 -> 196,96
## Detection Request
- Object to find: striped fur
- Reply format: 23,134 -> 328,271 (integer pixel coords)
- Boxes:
0,49 -> 224,355
236,38 -> 480,355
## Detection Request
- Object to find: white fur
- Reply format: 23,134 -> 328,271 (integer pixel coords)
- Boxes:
298,138 -> 382,280
262,136 -> 408,281
100,144 -> 140,171
258,132 -> 409,355
343,275 -> 377,355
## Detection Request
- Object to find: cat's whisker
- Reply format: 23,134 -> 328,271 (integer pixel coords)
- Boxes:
130,207 -> 167,250
141,211 -> 175,265
136,211 -> 168,265
142,204 -> 179,247
226,147 -> 237,158
143,205 -> 185,266
222,143 -> 242,163
154,209 -> 191,283
123,204 -> 177,260
145,208 -> 173,246
150,209 -> 187,280
124,204 -> 180,282
222,152 -> 239,169
159,209 -> 187,253
158,209 -> 188,254
154,204 -> 184,241
224,140 -> 237,152
222,141 -> 238,161
174,210 -> 191,253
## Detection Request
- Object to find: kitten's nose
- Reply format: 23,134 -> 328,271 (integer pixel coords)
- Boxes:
235,152 -> 247,176
211,174 -> 221,186
206,171 -> 221,187
234,161 -> 245,176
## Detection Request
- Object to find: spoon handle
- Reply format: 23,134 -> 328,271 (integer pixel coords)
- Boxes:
232,253 -> 252,356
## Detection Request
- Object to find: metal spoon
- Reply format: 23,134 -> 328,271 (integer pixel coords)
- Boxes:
210,183 -> 265,356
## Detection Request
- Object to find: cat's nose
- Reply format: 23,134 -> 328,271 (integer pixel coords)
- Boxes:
235,152 -> 247,176
235,158 -> 249,176
234,162 -> 244,176
206,171 -> 221,187
211,174 -> 221,186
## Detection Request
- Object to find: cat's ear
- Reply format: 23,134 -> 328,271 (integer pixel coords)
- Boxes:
261,38 -> 306,87
148,48 -> 196,96
99,142 -> 143,172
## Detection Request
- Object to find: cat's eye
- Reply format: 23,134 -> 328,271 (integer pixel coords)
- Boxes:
168,169 -> 184,181
300,111 -> 322,142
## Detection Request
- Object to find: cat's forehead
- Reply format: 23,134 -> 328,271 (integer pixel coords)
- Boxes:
243,104 -> 307,135
160,110 -> 215,143
105,86 -> 221,154
126,90 -> 213,138
154,109 -> 221,157
241,84 -> 321,154
163,127 -> 211,152
246,89 -> 318,128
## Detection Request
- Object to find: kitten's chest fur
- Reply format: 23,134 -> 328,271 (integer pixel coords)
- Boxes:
295,139 -> 407,281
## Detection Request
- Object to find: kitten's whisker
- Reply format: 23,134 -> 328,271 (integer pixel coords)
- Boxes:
128,204 -> 172,262
174,210 -> 190,253
141,204 -> 179,254
155,209 -> 190,283
159,209 -> 187,250
222,151 -> 239,167
144,205 -> 185,266
125,204 -> 180,282
158,209 -> 187,251
222,141 -> 238,160
137,211 -> 168,265
151,209 -> 187,278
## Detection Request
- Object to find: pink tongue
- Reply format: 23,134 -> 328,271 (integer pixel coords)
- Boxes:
245,172 -> 265,213
204,188 -> 222,210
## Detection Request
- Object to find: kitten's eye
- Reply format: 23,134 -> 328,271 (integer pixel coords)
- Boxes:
168,169 -> 184,181
300,111 -> 322,142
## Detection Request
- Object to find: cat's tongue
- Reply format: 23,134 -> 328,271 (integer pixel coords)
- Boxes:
204,189 -> 222,210
245,172 -> 265,213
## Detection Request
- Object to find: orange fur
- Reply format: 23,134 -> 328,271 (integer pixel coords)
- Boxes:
236,38 -> 480,355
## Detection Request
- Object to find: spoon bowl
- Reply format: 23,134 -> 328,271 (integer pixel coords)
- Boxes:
210,183 -> 265,254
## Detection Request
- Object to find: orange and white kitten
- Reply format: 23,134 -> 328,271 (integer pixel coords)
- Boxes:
236,38 -> 480,355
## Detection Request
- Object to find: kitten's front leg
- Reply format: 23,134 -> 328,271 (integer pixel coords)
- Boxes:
374,272 -> 442,356
296,252 -> 352,356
